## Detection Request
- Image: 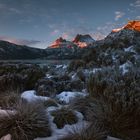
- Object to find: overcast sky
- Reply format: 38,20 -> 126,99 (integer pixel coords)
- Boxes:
0,0 -> 140,48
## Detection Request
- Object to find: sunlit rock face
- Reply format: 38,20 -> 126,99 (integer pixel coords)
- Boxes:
112,20 -> 140,33
112,27 -> 124,33
49,37 -> 76,49
103,20 -> 140,49
49,34 -> 95,49
124,20 -> 140,32
49,37 -> 67,48
73,34 -> 95,48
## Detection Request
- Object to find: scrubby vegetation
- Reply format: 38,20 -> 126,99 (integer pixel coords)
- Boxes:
0,60 -> 140,140
0,64 -> 45,92
67,60 -> 86,72
68,67 -> 140,140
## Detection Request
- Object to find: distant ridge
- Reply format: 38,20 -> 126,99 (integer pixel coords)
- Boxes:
0,20 -> 140,60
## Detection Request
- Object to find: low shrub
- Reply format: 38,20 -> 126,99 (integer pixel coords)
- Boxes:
67,60 -> 86,72
51,108 -> 78,129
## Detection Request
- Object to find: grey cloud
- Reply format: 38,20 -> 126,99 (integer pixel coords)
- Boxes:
115,11 -> 125,21
130,0 -> 140,7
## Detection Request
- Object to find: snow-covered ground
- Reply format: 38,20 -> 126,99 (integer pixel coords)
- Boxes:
124,46 -> 136,53
21,90 -> 50,102
119,61 -> 132,74
56,91 -> 87,104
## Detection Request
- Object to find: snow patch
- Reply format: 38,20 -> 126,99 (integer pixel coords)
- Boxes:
46,74 -> 53,79
47,106 -> 59,112
21,90 -> 50,102
92,68 -> 102,73
56,65 -> 63,69
62,65 -> 67,69
56,91 -> 87,104
107,136 -> 122,140
0,109 -> 16,117
124,46 -> 135,53
119,61 -> 132,74
71,73 -> 77,80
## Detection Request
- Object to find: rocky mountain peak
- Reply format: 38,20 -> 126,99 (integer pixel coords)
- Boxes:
112,20 -> 140,33
50,37 -> 67,48
73,34 -> 95,48
104,22 -> 140,49
124,20 -> 140,31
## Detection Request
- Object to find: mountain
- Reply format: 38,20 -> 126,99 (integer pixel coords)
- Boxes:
0,20 -> 140,60
73,34 -> 95,48
46,34 -> 95,59
112,20 -> 140,33
103,21 -> 140,48
83,20 -> 140,69
49,34 -> 95,49
124,20 -> 140,31
0,40 -> 47,59
49,37 -> 76,49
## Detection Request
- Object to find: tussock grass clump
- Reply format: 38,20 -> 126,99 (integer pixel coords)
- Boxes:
51,108 -> 78,129
0,101 -> 51,140
89,98 -> 140,140
70,97 -> 95,121
43,99 -> 58,108
59,122 -> 107,140
0,90 -> 20,109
